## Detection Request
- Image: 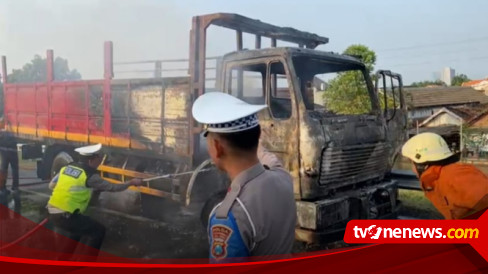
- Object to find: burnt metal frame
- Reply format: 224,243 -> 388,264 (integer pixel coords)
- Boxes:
1,13 -> 330,167
188,13 -> 329,164
374,70 -> 405,122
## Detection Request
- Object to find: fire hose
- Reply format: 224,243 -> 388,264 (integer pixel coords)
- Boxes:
138,159 -> 214,206
141,164 -> 213,183
185,159 -> 213,206
0,218 -> 48,251
0,161 -> 215,251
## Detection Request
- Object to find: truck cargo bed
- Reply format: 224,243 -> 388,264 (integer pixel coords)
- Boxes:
3,77 -> 192,159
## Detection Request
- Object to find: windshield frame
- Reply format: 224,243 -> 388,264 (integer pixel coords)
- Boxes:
290,53 -> 380,114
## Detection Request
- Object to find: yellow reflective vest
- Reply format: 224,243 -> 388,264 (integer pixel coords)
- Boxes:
48,165 -> 92,214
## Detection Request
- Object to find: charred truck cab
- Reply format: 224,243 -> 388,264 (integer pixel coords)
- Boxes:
216,47 -> 407,243
2,13 -> 407,244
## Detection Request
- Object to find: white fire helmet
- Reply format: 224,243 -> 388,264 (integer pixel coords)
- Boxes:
401,132 -> 454,164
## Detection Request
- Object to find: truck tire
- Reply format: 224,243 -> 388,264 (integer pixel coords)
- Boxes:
51,151 -> 73,177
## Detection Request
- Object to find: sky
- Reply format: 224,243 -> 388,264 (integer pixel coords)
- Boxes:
1,0 -> 487,84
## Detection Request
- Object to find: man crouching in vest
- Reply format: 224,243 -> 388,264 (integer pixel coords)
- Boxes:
47,143 -> 143,260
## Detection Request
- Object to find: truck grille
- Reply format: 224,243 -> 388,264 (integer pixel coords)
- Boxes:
319,143 -> 388,188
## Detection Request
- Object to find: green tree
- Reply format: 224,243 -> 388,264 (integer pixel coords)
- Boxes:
451,74 -> 471,86
342,44 -> 376,72
409,80 -> 445,87
322,44 -> 376,114
7,55 -> 81,83
0,55 -> 81,117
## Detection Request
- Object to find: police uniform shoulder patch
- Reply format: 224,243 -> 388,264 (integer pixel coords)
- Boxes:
63,166 -> 82,178
211,224 -> 233,259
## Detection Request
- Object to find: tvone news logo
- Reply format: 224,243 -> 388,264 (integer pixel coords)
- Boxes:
353,225 -> 479,240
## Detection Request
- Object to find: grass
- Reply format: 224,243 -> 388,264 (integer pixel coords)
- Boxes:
398,189 -> 443,219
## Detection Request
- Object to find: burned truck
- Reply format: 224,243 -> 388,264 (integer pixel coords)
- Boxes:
1,13 -> 407,243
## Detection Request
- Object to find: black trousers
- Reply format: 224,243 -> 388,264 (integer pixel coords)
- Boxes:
48,212 -> 106,259
1,150 -> 19,190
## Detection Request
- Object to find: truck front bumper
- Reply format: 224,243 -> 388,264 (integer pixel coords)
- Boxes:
295,180 -> 400,244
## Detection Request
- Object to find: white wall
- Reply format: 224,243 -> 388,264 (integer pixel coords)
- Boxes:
423,112 -> 462,127
314,89 -> 325,105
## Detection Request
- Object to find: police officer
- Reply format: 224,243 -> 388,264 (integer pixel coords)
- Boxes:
192,92 -> 296,261
402,132 -> 488,219
47,143 -> 143,258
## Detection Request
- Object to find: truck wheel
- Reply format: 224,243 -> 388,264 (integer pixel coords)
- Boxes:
51,151 -> 73,177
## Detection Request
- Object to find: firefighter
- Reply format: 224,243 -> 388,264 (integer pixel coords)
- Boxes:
192,92 -> 296,262
402,132 -> 488,219
47,143 -> 143,258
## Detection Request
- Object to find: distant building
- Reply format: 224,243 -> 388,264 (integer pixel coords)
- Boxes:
416,104 -> 488,154
420,105 -> 486,128
462,78 -> 488,94
440,67 -> 455,86
469,108 -> 488,128
312,77 -> 327,105
278,76 -> 328,106
405,86 -> 488,126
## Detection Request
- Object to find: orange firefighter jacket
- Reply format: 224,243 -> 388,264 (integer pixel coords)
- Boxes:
420,163 -> 488,219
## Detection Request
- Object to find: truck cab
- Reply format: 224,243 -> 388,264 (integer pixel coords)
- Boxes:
217,47 -> 407,242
